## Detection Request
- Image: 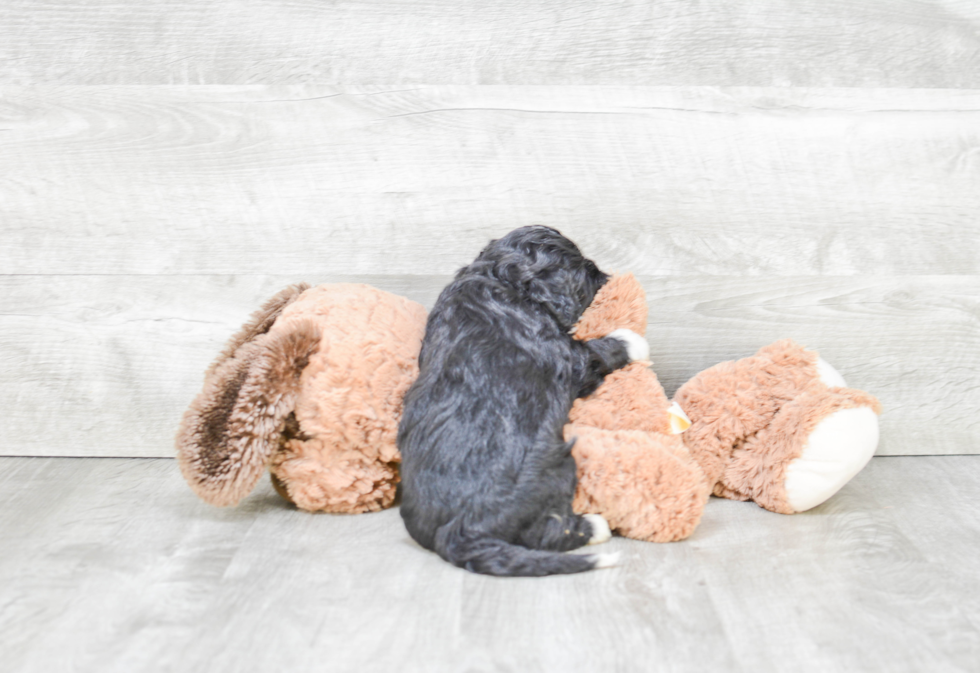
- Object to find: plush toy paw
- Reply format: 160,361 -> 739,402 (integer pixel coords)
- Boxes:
712,354 -> 882,515
815,357 -> 847,388
781,405 -> 880,512
608,328 -> 650,362
780,357 -> 880,512
569,425 -> 710,542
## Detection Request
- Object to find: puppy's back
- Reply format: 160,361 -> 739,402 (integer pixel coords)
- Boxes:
397,227 -> 618,577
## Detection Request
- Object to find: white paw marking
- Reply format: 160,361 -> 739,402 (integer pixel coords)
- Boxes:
816,357 -> 847,387
592,552 -> 621,569
608,328 -> 650,363
583,513 -> 612,545
783,407 -> 879,512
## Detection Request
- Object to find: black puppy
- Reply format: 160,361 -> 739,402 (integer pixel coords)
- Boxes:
397,226 -> 649,577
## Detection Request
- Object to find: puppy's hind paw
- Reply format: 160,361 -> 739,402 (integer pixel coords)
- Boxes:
583,513 -> 612,545
608,328 -> 650,363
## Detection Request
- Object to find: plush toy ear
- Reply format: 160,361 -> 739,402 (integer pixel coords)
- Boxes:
206,282 -> 310,377
176,284 -> 320,507
572,273 -> 648,341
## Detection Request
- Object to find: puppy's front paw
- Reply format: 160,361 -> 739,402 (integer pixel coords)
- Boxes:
608,328 -> 650,363
583,513 -> 612,545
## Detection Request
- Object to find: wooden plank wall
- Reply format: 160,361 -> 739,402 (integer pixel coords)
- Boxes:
1,2 -> 978,457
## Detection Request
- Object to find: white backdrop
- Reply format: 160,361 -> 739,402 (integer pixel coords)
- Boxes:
1,3 -> 978,457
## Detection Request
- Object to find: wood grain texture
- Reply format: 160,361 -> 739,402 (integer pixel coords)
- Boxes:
0,274 -> 448,459
2,274 -> 976,458
861,457 -> 980,635
689,461 -> 980,672
2,86 -> 979,276
1,456 -> 978,672
639,275 -> 980,456
1,1 -> 979,86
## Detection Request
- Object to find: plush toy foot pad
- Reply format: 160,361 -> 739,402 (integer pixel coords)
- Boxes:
713,381 -> 881,515
584,513 -> 612,545
816,356 -> 848,388
783,406 -> 880,512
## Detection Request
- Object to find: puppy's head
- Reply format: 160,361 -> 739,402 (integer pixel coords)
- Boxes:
477,226 -> 608,328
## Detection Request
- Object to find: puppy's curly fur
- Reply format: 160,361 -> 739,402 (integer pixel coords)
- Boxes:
397,226 -> 637,576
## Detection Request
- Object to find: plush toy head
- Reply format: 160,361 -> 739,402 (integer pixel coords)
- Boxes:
176,283 -> 427,513
569,273 -> 671,434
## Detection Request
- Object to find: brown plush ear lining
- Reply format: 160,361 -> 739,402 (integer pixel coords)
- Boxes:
206,282 -> 311,378
176,320 -> 322,507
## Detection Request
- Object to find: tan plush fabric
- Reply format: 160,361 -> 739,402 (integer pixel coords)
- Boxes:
566,274 -> 710,542
177,283 -> 427,513
566,275 -> 882,542
569,426 -> 709,542
571,272 -> 648,340
711,381 -> 882,514
676,339 -> 882,514
569,364 -> 672,434
674,339 -> 823,488
269,284 -> 427,513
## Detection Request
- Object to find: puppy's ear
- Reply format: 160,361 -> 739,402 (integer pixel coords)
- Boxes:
571,273 -> 648,340
525,273 -> 582,328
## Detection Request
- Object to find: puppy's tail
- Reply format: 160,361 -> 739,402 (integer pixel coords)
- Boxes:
434,524 -> 617,577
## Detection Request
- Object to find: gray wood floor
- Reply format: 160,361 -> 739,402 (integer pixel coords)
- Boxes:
1,455 -> 978,673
